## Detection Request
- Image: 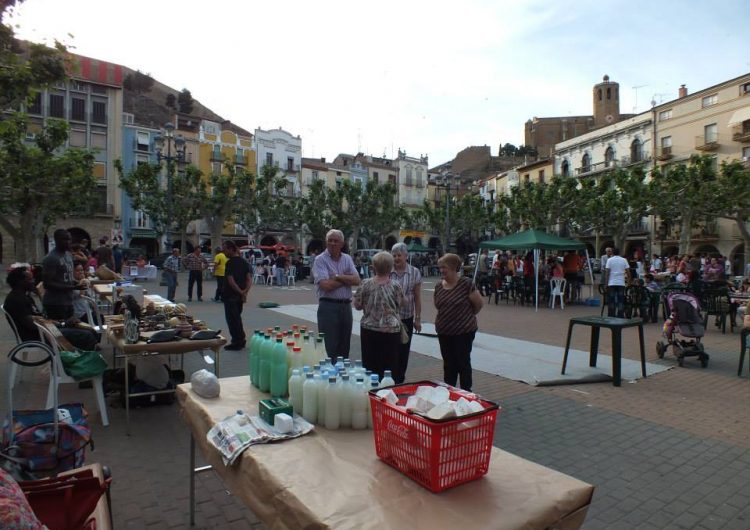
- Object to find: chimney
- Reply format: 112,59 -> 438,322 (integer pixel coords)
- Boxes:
678,84 -> 688,98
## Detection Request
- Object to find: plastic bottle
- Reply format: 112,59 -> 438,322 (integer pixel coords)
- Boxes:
380,370 -> 395,388
368,375 -> 380,429
258,333 -> 273,392
324,376 -> 340,430
249,330 -> 260,385
335,357 -> 345,375
290,346 -> 303,378
302,335 -> 316,369
351,377 -> 368,430
270,336 -> 288,397
339,374 -> 352,428
285,340 -> 296,377
316,370 -> 327,423
302,372 -> 318,424
288,369 -> 304,414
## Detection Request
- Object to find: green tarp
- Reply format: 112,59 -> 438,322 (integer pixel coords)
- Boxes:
479,229 -> 586,252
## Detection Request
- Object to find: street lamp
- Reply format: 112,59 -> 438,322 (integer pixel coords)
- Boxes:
153,122 -> 186,249
435,173 -> 459,253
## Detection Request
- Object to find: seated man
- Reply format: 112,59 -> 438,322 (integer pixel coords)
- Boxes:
4,266 -> 99,351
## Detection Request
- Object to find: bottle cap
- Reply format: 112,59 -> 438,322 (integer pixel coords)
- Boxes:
328,376 -> 337,383
293,346 -> 302,352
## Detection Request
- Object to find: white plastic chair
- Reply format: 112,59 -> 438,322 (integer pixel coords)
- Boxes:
35,321 -> 110,427
286,266 -> 297,287
550,278 -> 567,309
2,304 -> 27,388
80,295 -> 108,344
252,265 -> 265,285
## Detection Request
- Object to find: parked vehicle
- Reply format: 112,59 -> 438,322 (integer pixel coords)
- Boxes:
240,246 -> 264,264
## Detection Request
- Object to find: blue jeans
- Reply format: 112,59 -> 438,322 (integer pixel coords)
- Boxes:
607,285 -> 626,318
164,271 -> 177,302
275,268 -> 285,286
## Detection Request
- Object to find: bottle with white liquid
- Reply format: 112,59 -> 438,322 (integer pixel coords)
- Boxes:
316,370 -> 327,424
339,374 -> 352,428
302,372 -> 318,424
288,369 -> 304,414
368,376 -> 380,429
351,377 -> 368,430
324,376 -> 340,430
380,370 -> 395,388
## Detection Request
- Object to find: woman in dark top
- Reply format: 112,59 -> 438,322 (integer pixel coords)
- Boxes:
434,253 -> 484,391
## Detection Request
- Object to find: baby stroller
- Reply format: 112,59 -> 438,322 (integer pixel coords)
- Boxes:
656,291 -> 709,367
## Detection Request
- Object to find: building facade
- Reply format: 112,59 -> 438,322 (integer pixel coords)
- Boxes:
394,149 -> 428,209
254,127 -> 302,198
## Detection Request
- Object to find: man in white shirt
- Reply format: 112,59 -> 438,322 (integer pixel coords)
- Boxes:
652,253 -> 662,273
604,247 -> 630,318
600,247 -> 613,278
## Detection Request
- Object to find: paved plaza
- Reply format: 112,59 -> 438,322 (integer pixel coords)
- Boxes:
2,274 -> 750,529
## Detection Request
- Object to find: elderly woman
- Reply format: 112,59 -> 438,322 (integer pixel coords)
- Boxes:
389,243 -> 423,383
353,251 -> 404,380
434,253 -> 483,391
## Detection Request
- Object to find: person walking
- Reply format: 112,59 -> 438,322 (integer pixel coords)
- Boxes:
183,247 -> 208,301
212,247 -> 228,302
313,229 -> 360,359
434,253 -> 483,391
162,247 -> 181,302
389,243 -> 422,383
604,247 -> 630,318
222,240 -> 252,350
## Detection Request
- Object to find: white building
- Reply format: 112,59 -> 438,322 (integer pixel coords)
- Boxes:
254,127 -> 302,196
394,149 -> 429,208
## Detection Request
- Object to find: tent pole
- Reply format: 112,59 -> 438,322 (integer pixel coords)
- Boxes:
585,248 -> 594,300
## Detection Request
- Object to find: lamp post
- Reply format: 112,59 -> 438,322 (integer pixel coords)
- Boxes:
435,173 -> 458,253
153,122 -> 186,249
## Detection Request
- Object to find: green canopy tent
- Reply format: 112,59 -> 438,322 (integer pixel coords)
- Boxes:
476,229 -> 592,311
406,242 -> 434,265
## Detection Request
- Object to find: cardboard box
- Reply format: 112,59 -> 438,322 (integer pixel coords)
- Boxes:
259,398 -> 293,426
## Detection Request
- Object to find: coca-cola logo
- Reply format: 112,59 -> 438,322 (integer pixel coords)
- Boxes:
386,420 -> 409,440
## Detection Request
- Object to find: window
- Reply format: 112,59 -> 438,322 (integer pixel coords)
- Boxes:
135,131 -> 149,152
598,89 -> 602,101
702,94 -> 717,107
91,100 -> 107,124
743,146 -> 750,161
389,174 -> 396,184
69,128 -> 86,147
136,154 -> 149,166
287,157 -> 294,170
92,162 -> 106,180
91,85 -> 106,95
49,93 -> 65,118
123,112 -> 134,125
416,168 -> 423,187
373,171 -> 379,183
661,136 -> 672,148
135,210 -> 148,228
405,167 -> 413,186
523,174 -> 530,184
658,109 -> 672,121
581,153 -> 591,173
69,97 -> 85,121
91,132 -> 107,149
28,92 -> 42,115
704,123 -> 718,143
212,162 -> 222,175
265,152 -> 273,167
630,139 -> 642,162
336,171 -> 342,176
607,87 -> 611,99
311,170 -> 319,182
741,82 -> 750,95
538,170 -> 545,183
561,160 -> 570,177
604,146 -> 615,167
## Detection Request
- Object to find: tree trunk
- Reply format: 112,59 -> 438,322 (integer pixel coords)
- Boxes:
180,226 -> 188,256
206,217 -> 224,255
594,231 -> 601,258
678,213 -> 693,255
0,209 -> 47,263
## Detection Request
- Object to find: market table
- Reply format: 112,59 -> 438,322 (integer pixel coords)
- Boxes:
109,330 -> 225,434
178,377 -> 594,530
561,316 -> 646,387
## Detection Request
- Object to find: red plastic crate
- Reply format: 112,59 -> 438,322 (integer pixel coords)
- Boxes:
369,381 -> 500,493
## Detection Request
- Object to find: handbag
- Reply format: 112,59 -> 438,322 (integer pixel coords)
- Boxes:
19,467 -> 110,530
59,350 -> 108,381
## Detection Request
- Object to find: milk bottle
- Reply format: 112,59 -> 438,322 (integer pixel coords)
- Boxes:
324,376 -> 340,430
316,369 -> 327,423
339,374 -> 352,428
380,370 -> 395,388
288,369 -> 304,414
368,376 -> 380,429
351,378 -> 368,430
302,372 -> 318,424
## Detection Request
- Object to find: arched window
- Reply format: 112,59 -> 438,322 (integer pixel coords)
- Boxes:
561,160 -> 570,177
581,153 -> 591,174
598,89 -> 602,101
631,139 -> 642,162
604,147 -> 615,167
607,87 -> 611,99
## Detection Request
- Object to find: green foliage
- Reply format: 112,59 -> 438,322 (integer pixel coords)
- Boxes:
235,164 -> 295,238
165,93 -> 176,109
122,70 -> 154,95
178,88 -> 194,114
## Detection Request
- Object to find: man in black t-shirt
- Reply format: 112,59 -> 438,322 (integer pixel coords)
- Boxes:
222,240 -> 252,350
42,229 -> 88,320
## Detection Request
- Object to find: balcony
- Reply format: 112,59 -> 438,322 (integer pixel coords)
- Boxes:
235,154 -> 246,166
575,161 -> 613,176
626,220 -> 649,234
732,126 -> 750,143
695,135 -> 719,151
210,150 -> 223,162
655,146 -> 673,161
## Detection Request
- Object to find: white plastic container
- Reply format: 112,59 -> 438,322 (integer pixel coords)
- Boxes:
302,372 -> 318,424
351,378 -> 368,430
324,376 -> 340,430
339,374 -> 352,428
288,369 -> 304,414
380,370 -> 395,388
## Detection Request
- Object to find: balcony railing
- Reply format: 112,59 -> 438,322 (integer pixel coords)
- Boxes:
655,146 -> 673,161
210,150 -> 223,161
695,134 -> 719,151
235,154 -> 246,165
732,126 -> 750,143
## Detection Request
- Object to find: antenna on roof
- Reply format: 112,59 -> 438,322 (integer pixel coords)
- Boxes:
632,84 -> 648,113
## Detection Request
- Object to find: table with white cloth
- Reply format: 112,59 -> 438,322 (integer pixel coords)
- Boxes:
122,264 -> 158,281
177,377 -> 595,530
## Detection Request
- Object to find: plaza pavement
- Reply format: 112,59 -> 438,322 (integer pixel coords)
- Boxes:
1,273 -> 750,529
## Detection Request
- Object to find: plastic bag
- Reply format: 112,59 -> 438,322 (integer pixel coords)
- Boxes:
59,350 -> 108,381
191,369 -> 220,398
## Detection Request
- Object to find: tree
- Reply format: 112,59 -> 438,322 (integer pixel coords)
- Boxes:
165,93 -> 176,109
117,160 -> 206,254
0,115 -> 96,261
294,179 -> 331,245
234,165 -> 294,243
201,161 -> 254,253
178,89 -> 194,114
703,159 -> 750,266
0,9 -> 96,262
122,70 -> 154,94
648,156 -> 718,254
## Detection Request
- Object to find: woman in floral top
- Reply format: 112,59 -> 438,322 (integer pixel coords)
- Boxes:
353,251 -> 403,379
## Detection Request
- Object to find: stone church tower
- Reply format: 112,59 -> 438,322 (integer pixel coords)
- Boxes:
592,75 -> 621,128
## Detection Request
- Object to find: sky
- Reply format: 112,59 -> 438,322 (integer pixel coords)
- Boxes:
7,0 -> 750,166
